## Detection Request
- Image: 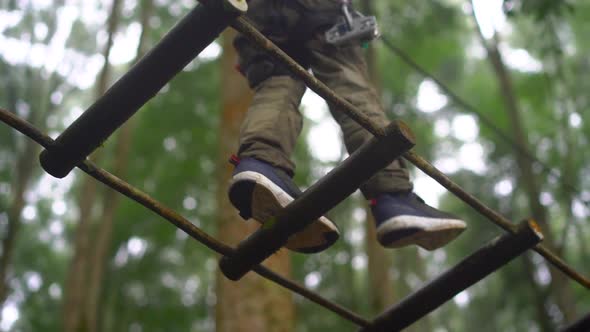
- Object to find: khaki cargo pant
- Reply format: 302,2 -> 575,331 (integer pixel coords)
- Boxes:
234,0 -> 413,198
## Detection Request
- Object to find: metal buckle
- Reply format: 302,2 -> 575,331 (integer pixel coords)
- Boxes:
325,3 -> 379,46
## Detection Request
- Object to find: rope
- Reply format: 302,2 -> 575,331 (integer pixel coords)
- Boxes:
230,17 -> 590,290
380,36 -> 590,210
404,151 -> 590,289
0,107 -> 370,328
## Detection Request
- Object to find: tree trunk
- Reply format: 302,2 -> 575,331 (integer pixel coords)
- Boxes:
357,4 -> 432,329
471,6 -> 577,324
0,64 -> 57,304
358,0 -> 396,316
84,2 -> 153,331
62,1 -> 122,331
215,30 -> 295,332
521,255 -> 554,332
547,27 -> 579,258
63,177 -> 101,332
364,211 -> 395,314
358,2 -> 431,329
0,125 -> 38,304
0,14 -> 59,306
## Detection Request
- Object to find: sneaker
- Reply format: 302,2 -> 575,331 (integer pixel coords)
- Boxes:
228,156 -> 340,253
370,192 -> 466,250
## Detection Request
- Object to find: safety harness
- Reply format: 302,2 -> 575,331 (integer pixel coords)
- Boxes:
235,0 -> 379,87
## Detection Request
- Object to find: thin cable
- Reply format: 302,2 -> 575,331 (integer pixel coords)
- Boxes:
380,36 -> 590,209
404,151 -> 590,289
0,107 -> 370,328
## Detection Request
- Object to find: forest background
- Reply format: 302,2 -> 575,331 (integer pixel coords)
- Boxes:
0,0 -> 588,331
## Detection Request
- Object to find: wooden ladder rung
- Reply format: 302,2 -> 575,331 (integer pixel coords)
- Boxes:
562,312 -> 590,332
39,0 -> 246,178
360,220 -> 543,332
219,121 -> 415,281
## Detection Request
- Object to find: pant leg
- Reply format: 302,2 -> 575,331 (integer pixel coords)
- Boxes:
233,0 -> 307,176
307,38 -> 413,198
238,76 -> 306,176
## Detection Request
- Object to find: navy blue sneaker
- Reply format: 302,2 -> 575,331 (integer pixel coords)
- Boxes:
370,192 -> 466,250
228,156 -> 340,253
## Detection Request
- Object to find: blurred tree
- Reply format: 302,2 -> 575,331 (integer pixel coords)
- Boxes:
85,1 -> 154,331
358,0 -> 396,318
214,29 -> 295,332
0,0 -> 588,330
470,0 -> 577,326
0,3 -> 66,308
62,1 -> 123,331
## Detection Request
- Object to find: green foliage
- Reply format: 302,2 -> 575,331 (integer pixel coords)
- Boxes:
98,59 -> 221,331
504,0 -> 575,20
1,0 -> 589,331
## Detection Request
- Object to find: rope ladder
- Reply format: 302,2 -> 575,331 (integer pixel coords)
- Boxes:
1,0 -> 588,330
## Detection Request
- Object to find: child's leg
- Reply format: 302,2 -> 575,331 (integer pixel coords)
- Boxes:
307,39 -> 413,198
229,6 -> 341,252
307,36 -> 466,251
232,0 -> 309,176
237,75 -> 306,176
229,54 -> 340,253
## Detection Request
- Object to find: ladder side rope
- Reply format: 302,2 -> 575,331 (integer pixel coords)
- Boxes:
404,151 -> 590,289
380,36 -> 590,210
0,108 -> 370,328
362,220 -> 543,332
231,17 -> 590,290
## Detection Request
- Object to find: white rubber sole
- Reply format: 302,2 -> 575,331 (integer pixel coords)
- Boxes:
230,171 -> 339,253
376,215 -> 466,250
